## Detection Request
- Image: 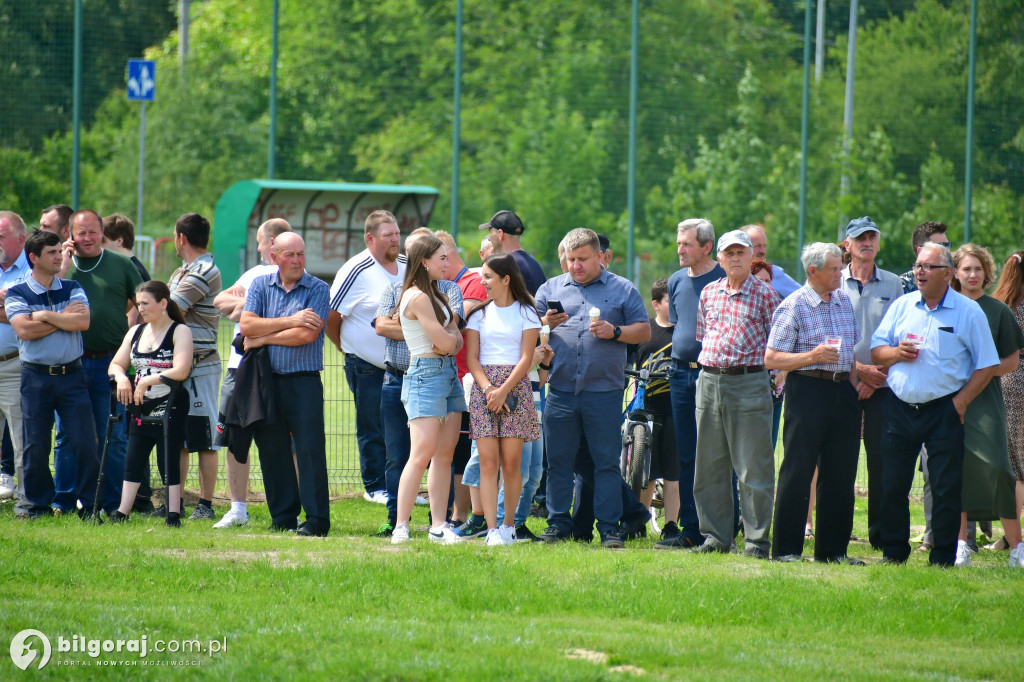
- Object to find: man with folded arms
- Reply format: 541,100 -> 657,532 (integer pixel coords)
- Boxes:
766,242 -> 862,564
871,242 -> 998,566
692,229 -> 780,558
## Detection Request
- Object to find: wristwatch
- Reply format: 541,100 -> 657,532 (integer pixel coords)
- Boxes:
612,325 -> 622,340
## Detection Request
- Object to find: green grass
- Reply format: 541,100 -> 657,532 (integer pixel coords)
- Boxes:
3,496 -> 1022,680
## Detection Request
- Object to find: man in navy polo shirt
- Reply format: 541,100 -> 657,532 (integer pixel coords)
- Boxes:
7,230 -> 98,519
535,227 -> 650,548
241,233 -> 331,537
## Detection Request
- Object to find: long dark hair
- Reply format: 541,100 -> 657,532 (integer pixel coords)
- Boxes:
394,235 -> 451,324
137,280 -> 186,324
467,253 -> 537,321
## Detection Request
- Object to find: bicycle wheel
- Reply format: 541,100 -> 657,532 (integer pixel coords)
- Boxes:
626,423 -> 649,497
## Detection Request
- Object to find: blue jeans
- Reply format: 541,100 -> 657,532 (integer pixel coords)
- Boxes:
54,355 -> 126,512
381,370 -> 409,523
343,354 -> 387,494
497,432 -> 544,527
570,438 -> 650,540
668,364 -> 703,542
22,365 -> 99,512
544,389 -> 623,538
0,423 -> 12,476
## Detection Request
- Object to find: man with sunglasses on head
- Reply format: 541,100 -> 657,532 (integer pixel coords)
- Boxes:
871,242 -> 998,567
899,221 -> 951,294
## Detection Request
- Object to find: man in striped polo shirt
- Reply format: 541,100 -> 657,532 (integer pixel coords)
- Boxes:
326,210 -> 405,504
241,233 -> 331,536
169,213 -> 223,520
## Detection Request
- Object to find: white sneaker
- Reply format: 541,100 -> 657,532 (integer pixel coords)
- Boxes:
0,473 -> 14,499
391,523 -> 411,544
364,490 -> 388,505
485,528 -> 503,546
954,540 -> 972,567
212,507 -> 249,529
414,495 -> 428,506
498,524 -> 517,545
1009,544 -> 1024,568
428,523 -> 459,545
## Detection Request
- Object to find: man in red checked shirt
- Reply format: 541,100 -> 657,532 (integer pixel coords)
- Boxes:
691,229 -> 781,558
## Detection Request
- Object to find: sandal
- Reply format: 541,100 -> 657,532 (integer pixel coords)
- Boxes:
984,537 -> 1010,551
915,541 -> 934,553
804,525 -> 814,538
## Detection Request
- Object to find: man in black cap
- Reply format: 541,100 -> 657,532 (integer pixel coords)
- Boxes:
479,210 -> 547,295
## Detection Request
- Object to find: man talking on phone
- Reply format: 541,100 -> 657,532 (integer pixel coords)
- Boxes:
535,228 -> 650,548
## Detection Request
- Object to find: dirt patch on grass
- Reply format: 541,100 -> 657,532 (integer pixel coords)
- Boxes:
565,649 -> 609,664
159,548 -> 324,568
609,664 -> 646,675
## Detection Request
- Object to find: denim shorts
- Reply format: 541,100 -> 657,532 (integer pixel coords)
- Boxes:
401,356 -> 467,420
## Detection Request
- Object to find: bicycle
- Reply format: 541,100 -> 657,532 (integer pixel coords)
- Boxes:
619,362 -> 671,501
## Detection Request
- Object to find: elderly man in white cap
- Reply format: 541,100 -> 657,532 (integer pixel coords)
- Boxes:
691,229 -> 781,558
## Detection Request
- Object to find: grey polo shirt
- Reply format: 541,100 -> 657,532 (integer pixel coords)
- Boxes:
840,264 -> 904,365
535,269 -> 648,394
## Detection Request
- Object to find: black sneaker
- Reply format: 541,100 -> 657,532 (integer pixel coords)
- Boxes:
655,525 -> 703,550
535,525 -> 570,544
108,510 -> 130,523
153,501 -> 185,518
514,524 -> 537,542
622,517 -> 648,541
454,515 -> 487,539
296,521 -> 328,537
600,531 -> 625,549
659,521 -> 680,540
166,512 -> 181,528
373,521 -> 395,538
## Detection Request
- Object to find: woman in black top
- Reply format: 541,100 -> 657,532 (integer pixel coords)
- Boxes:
107,281 -> 193,526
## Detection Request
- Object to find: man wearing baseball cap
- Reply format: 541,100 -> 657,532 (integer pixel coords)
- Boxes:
841,216 -> 904,549
692,229 -> 781,558
479,210 -> 547,295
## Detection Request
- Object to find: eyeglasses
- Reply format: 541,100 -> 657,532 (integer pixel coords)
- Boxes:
912,263 -> 949,273
936,241 -> 952,248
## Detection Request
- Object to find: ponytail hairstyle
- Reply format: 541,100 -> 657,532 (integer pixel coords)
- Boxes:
137,280 -> 186,324
395,235 -> 452,324
993,251 -> 1024,309
467,252 -> 537,321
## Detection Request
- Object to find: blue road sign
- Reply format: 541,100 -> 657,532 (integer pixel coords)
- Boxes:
127,59 -> 156,102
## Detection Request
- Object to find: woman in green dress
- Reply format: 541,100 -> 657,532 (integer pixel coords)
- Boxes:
951,244 -> 1024,568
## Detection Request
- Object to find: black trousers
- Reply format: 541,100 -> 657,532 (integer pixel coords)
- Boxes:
254,373 -> 331,533
772,372 -> 861,559
861,386 -> 890,549
880,392 -> 963,566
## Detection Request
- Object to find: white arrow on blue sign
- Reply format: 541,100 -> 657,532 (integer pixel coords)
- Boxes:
127,59 -> 156,102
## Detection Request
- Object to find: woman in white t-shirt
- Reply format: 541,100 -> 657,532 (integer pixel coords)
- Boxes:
465,253 -> 546,546
392,236 -> 466,545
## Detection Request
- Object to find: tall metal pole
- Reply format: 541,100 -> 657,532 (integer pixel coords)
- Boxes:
450,0 -> 464,240
838,0 -> 858,240
964,0 -> 978,242
137,102 -> 146,231
179,0 -> 190,72
798,0 -> 814,274
267,0 -> 279,179
626,0 -> 639,283
72,0 -> 83,208
815,0 -> 825,82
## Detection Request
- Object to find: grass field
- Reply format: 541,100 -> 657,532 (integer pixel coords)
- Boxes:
3,494 -> 1022,680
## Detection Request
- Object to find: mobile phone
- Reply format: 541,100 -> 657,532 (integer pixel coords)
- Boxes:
546,300 -> 565,315
504,393 -> 519,413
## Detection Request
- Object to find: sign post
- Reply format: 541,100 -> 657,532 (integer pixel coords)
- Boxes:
127,59 -> 155,232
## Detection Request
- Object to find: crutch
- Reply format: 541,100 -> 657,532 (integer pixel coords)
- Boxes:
92,376 -> 123,524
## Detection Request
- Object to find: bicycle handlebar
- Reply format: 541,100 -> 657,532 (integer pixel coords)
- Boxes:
625,367 -> 670,381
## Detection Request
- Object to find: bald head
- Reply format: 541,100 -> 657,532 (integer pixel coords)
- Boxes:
273,232 -> 306,285
256,218 -> 292,264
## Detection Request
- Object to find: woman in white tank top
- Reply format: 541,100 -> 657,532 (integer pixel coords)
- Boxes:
392,236 -> 466,545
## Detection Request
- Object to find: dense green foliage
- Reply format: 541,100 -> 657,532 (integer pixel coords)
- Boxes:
2,0 -> 1021,275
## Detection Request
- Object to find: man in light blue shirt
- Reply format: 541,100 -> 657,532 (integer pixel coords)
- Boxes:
742,224 -> 800,298
870,242 -> 999,566
0,212 -> 33,511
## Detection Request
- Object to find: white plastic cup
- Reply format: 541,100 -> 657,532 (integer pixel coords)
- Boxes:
825,336 -> 842,350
